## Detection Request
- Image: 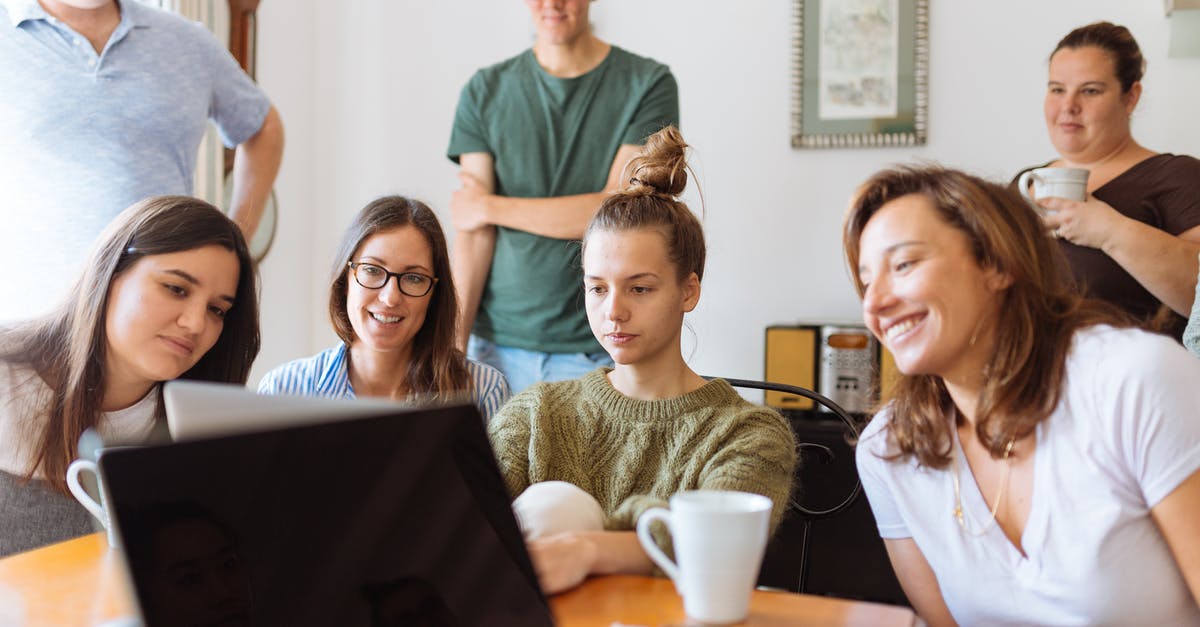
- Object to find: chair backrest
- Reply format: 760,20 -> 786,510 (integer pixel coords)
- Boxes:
711,377 -> 908,606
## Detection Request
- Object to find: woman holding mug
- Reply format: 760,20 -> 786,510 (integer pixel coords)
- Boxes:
0,196 -> 260,557
847,165 -> 1200,625
1016,21 -> 1200,336
258,196 -> 509,420
488,127 -> 797,595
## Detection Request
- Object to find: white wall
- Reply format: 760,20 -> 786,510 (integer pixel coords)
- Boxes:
250,0 -> 1200,387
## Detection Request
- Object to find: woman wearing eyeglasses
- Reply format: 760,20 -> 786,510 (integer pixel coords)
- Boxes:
258,196 -> 509,420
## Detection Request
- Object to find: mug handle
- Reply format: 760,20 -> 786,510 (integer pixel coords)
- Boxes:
635,507 -> 680,586
1017,170 -> 1040,203
66,459 -> 106,525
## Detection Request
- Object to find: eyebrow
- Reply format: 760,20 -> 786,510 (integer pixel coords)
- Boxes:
1047,80 -> 1108,87
358,257 -> 432,274
857,240 -> 924,275
584,272 -> 661,282
165,269 -> 236,304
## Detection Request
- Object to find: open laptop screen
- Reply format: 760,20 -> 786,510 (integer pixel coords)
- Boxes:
100,403 -> 552,627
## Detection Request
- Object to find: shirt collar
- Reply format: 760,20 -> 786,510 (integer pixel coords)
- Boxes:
2,0 -> 47,27
3,0 -> 149,31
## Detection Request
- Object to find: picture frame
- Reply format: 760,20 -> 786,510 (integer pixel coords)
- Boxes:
791,0 -> 929,148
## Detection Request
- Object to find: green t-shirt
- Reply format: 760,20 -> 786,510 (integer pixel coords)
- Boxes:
448,46 -> 679,353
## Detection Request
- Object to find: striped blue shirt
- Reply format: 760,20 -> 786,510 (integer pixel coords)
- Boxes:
257,344 -> 511,422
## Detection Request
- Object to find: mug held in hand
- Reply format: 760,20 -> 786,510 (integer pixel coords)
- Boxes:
1018,167 -> 1089,211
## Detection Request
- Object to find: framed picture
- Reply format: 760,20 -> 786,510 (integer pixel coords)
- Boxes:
791,0 -> 929,148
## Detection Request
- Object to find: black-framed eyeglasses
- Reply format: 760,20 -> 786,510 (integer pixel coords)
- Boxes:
347,261 -> 438,297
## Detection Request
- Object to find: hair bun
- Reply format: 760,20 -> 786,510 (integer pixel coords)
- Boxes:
624,126 -> 688,198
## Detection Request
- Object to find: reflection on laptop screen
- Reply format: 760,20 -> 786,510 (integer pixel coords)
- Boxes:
101,402 -> 553,627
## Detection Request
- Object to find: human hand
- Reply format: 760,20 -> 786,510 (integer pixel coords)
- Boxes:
450,172 -> 492,231
526,532 -> 598,595
1038,195 -> 1126,250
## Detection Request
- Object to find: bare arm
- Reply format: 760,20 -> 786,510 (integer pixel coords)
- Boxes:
1151,469 -> 1200,606
451,152 -> 497,352
526,530 -> 654,595
450,144 -> 642,241
227,106 -> 285,240
882,538 -> 958,627
1041,196 -> 1200,315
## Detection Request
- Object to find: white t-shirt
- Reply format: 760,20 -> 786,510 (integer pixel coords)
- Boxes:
857,326 -> 1200,625
0,358 -> 157,478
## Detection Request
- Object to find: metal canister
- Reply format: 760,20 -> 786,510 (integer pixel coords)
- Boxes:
818,325 -> 877,415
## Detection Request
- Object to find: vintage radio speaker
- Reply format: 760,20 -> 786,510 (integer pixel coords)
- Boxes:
879,344 -> 900,403
765,324 -> 898,413
763,326 -> 819,410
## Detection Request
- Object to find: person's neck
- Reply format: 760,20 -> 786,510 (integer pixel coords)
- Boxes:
940,334 -> 997,429
101,376 -> 154,412
39,0 -> 121,54
1059,135 -> 1153,172
348,343 -> 412,400
606,352 -> 706,402
532,34 -> 610,78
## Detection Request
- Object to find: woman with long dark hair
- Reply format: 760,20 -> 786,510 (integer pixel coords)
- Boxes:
258,196 -> 508,419
0,195 -> 260,557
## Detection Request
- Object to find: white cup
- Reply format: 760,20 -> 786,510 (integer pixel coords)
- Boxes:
1017,167 -> 1089,206
636,490 -> 772,624
66,458 -> 120,549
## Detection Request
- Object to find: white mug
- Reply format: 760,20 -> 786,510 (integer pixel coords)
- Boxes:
66,458 -> 120,549
1017,167 -> 1089,206
636,490 -> 772,624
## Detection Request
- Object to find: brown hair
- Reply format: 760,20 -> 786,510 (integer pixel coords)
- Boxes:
843,165 -> 1130,468
584,126 -> 706,283
1,196 -> 260,493
1053,21 -> 1145,92
328,196 -> 470,399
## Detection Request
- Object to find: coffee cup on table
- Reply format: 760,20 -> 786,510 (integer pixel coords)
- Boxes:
1017,167 -> 1089,209
635,490 -> 772,624
65,428 -> 132,550
66,457 -> 120,549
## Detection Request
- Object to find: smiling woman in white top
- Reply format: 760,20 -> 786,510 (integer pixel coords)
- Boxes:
0,196 -> 260,557
258,196 -> 508,420
844,165 -> 1200,625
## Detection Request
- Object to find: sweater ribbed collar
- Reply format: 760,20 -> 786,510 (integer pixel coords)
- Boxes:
580,368 -> 740,422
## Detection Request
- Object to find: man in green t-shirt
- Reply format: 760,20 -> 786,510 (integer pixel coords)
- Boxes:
447,0 -> 679,392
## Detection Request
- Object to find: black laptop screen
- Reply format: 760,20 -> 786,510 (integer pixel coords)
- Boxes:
101,404 -> 553,627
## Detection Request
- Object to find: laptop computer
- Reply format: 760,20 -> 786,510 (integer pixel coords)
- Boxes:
98,386 -> 553,627
163,379 -> 416,441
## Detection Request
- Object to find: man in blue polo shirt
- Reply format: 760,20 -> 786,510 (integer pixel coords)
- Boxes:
0,0 -> 284,323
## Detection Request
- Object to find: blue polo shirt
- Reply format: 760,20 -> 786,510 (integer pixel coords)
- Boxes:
0,0 -> 271,322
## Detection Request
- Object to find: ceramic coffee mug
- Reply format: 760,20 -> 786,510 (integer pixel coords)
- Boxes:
66,458 -> 120,549
1017,167 -> 1089,206
636,490 -> 772,624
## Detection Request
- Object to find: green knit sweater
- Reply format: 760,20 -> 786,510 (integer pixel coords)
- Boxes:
487,368 -> 798,536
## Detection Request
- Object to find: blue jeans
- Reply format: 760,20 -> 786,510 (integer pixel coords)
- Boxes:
468,336 -> 613,395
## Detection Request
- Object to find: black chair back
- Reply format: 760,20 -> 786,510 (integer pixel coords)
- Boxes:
709,377 -> 908,606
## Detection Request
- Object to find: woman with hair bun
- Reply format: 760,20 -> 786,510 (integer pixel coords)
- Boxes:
487,126 -> 797,595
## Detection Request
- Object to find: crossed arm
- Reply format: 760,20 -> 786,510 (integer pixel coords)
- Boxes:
448,144 -> 642,350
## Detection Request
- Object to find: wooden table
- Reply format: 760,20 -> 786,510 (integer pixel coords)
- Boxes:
0,533 -> 915,626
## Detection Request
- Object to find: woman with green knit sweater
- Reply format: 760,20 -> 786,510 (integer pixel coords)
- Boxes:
487,126 -> 798,595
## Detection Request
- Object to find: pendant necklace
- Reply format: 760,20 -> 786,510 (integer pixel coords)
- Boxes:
951,438 -> 1015,536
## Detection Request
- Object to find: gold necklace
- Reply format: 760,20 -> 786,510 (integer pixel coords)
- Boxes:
951,439 -> 1015,536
